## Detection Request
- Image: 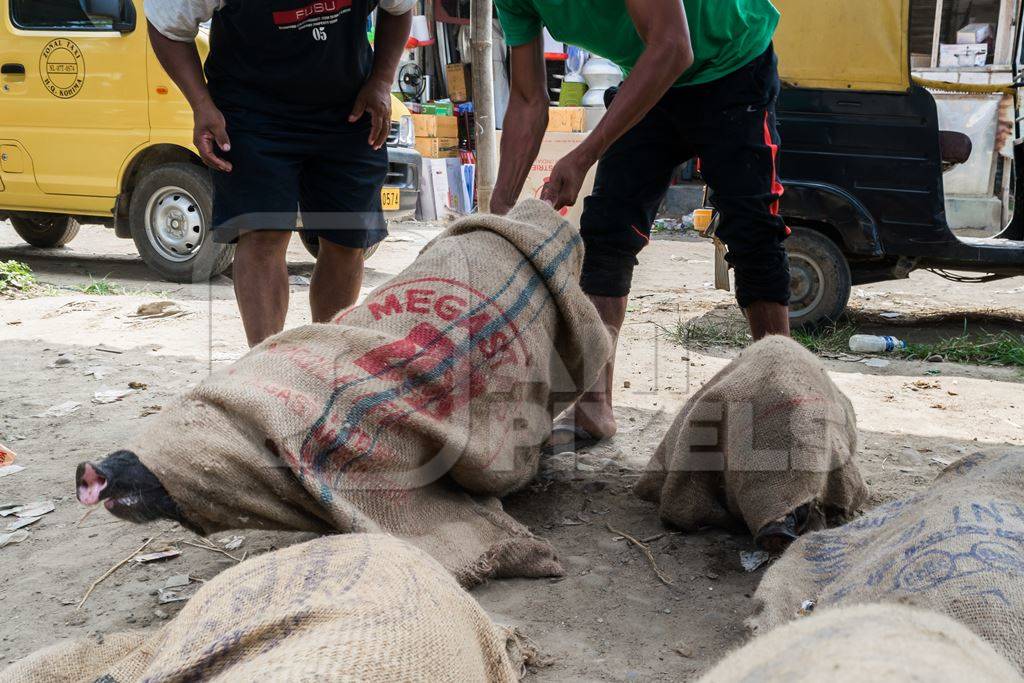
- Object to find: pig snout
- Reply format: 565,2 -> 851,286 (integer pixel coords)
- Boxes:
76,461 -> 108,505
75,450 -> 149,514
74,450 -> 199,533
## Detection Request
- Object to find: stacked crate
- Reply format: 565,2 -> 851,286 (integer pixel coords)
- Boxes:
412,114 -> 460,158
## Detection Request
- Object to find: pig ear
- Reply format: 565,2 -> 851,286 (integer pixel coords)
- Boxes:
76,462 -> 108,505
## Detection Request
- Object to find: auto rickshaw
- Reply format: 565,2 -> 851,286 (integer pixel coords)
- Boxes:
706,0 -> 1024,328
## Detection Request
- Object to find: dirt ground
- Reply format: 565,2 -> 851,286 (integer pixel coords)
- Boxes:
1,219 -> 1022,681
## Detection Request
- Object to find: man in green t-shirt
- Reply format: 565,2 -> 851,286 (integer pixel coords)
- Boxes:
491,0 -> 790,449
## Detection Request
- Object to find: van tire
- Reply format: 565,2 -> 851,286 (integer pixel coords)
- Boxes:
10,214 -> 80,248
785,227 -> 852,329
300,231 -> 381,260
129,163 -> 234,283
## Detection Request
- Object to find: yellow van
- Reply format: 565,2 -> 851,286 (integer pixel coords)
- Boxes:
0,0 -> 421,281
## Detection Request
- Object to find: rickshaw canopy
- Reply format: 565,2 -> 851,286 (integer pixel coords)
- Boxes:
773,0 -> 910,92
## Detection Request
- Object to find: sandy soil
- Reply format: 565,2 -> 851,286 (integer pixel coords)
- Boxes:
1,220 -> 1021,680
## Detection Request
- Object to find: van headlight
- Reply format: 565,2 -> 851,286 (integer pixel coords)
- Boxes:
398,115 -> 415,147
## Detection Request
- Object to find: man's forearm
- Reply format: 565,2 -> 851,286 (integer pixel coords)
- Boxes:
147,21 -> 214,111
493,96 -> 548,208
370,11 -> 412,86
576,42 -> 691,167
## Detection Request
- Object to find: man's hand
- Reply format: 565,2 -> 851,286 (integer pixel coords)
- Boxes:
359,9 -> 411,149
193,101 -> 232,172
147,21 -> 234,172
349,79 -> 393,149
490,194 -> 515,216
541,146 -> 596,211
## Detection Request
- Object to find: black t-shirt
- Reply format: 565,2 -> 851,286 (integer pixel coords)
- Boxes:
205,0 -> 378,126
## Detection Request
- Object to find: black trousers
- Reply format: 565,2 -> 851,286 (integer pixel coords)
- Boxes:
579,44 -> 790,308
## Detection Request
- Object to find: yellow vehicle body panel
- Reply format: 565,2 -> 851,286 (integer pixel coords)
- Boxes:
774,0 -> 910,93
0,19 -> 150,203
144,29 -> 210,155
0,1 -> 410,220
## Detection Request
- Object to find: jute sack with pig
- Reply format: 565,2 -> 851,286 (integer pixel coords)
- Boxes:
125,200 -> 610,586
634,337 -> 868,547
2,534 -> 529,683
700,603 -> 1020,683
748,450 -> 1024,672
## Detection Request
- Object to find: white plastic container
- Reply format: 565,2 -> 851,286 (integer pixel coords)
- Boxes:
581,88 -> 606,108
581,57 -> 623,90
849,334 -> 907,353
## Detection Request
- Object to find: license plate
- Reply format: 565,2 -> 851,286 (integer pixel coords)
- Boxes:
381,187 -> 401,211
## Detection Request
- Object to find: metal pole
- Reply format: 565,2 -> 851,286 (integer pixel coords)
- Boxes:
470,0 -> 497,212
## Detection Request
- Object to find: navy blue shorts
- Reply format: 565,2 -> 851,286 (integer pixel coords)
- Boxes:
211,109 -> 388,249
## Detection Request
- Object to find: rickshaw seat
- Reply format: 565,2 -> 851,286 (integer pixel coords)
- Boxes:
939,130 -> 972,166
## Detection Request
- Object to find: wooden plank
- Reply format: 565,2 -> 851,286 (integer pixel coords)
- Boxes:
931,0 -> 944,68
993,0 -> 1017,66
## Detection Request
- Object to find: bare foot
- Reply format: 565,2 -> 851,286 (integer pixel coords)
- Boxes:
548,395 -> 618,448
546,294 -> 626,450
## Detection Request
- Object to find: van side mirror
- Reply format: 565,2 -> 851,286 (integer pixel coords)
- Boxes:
79,0 -> 136,33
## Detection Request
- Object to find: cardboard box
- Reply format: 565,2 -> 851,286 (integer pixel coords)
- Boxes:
415,136 -> 460,158
497,131 -> 597,228
421,100 -> 454,116
939,43 -> 988,68
446,63 -> 472,103
411,114 -> 459,138
546,107 -> 586,132
956,23 -> 993,45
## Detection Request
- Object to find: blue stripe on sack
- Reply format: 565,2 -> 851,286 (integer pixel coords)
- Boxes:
315,232 -> 580,476
300,222 -> 573,473
330,236 -> 583,481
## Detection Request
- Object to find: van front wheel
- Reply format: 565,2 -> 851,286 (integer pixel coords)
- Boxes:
129,163 -> 234,283
10,214 -> 80,248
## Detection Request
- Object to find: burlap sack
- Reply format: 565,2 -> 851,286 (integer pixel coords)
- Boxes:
2,534 -> 528,682
635,336 -> 868,540
749,450 -> 1024,672
126,200 -> 610,586
701,603 -> 1020,682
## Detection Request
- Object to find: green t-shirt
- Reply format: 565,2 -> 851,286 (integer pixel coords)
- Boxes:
495,0 -> 780,87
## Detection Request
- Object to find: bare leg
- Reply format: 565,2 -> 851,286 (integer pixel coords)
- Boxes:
232,230 -> 292,347
745,300 -> 790,339
310,238 -> 365,323
550,294 -> 626,444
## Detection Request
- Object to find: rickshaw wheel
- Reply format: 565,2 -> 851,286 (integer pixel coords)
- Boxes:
785,227 -> 851,329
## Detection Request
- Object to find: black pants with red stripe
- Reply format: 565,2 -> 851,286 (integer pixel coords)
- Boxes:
579,44 -> 790,308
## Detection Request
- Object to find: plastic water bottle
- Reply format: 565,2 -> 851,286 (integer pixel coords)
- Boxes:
849,334 -> 907,353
